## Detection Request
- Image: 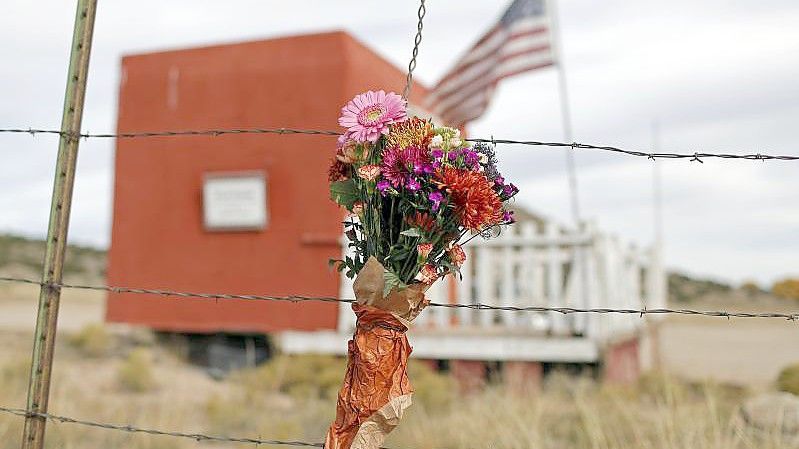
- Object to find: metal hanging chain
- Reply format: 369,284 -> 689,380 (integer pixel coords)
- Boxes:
402,0 -> 426,99
1,127 -> 797,161
0,276 -> 796,320
0,406 -> 325,448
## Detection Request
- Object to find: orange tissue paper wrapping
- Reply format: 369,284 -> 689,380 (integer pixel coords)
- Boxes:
324,257 -> 430,449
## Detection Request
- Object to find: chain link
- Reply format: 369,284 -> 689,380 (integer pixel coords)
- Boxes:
402,0 -> 426,100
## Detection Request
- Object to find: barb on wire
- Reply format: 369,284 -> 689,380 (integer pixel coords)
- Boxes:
0,405 -> 324,448
1,276 -> 796,321
402,0 -> 426,99
1,127 -> 797,161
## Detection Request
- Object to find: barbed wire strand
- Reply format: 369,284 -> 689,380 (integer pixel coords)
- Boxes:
0,127 -> 342,139
402,0 -> 426,100
1,127 -> 796,161
1,276 -> 796,320
0,405 -> 325,448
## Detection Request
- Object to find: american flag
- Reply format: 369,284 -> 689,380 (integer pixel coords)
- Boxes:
427,0 -> 555,127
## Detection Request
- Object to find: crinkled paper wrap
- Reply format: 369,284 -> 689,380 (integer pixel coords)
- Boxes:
324,257 -> 429,449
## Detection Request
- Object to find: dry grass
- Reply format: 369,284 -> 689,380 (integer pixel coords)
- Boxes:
778,364 -> 799,396
0,330 -> 796,449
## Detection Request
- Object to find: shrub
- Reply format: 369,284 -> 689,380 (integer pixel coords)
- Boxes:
235,355 -> 455,408
777,363 -> 799,395
68,324 -> 112,357
407,360 -> 456,410
117,348 -> 156,392
236,354 -> 346,400
739,280 -> 761,297
772,278 -> 799,300
204,394 -> 256,434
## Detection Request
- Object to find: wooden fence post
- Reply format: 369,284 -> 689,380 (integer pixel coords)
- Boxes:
21,1 -> 98,448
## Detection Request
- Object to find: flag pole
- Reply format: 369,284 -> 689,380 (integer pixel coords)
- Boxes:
548,0 -> 580,225
548,0 -> 588,330
651,120 -> 666,308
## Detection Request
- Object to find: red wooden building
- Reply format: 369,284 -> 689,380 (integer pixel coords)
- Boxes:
107,31 -> 662,386
106,31 -> 427,334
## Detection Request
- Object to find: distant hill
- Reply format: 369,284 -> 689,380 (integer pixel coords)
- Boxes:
0,234 -> 106,283
668,272 -> 732,303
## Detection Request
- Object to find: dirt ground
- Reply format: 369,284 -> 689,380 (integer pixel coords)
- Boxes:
1,282 -> 797,388
656,295 -> 798,387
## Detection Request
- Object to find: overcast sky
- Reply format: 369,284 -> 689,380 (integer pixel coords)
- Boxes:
0,0 -> 797,286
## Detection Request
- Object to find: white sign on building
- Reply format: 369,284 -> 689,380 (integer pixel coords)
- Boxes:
202,171 -> 267,231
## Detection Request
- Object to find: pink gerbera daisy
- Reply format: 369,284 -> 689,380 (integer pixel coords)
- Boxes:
338,90 -> 407,143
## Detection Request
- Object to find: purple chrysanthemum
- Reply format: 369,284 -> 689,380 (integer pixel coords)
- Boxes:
376,179 -> 391,196
381,145 -> 430,188
428,191 -> 444,212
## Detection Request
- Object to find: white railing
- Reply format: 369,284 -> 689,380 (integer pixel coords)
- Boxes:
338,218 -> 667,345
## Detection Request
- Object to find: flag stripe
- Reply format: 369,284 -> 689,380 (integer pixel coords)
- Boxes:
434,49 -> 554,117
430,31 -> 550,102
442,60 -> 556,127
428,0 -> 554,126
440,57 -> 555,120
459,18 -> 549,65
439,59 -> 554,125
429,42 -> 551,112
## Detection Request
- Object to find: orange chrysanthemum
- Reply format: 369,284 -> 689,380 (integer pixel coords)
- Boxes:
436,167 -> 503,231
385,117 -> 433,148
406,212 -> 436,232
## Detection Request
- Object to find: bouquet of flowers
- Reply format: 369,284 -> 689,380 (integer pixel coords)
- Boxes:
325,90 -> 518,449
329,90 -> 518,289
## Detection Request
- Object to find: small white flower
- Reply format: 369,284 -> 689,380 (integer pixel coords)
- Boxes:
453,129 -> 461,138
450,137 -> 462,147
479,153 -> 489,164
429,135 -> 444,148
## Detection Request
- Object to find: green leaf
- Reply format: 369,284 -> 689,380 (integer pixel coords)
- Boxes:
329,179 -> 359,209
386,249 -> 410,261
441,260 -> 462,278
400,228 -> 421,237
383,270 -> 407,297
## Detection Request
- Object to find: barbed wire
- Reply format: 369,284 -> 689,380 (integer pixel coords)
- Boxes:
0,405 -> 325,448
0,127 -> 342,139
466,138 -> 799,162
402,0 -> 426,100
0,276 -> 796,320
1,127 -> 796,161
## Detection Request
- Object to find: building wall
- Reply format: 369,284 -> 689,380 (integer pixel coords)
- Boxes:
106,31 -> 427,333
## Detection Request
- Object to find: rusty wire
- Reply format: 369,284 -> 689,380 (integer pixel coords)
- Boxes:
1,127 -> 796,161
1,276 -> 796,320
0,405 -> 325,447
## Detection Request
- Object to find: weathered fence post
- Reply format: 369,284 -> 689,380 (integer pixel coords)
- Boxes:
21,1 -> 98,449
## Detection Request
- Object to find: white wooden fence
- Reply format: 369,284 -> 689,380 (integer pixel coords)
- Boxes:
339,220 -> 665,336
284,217 -> 667,363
